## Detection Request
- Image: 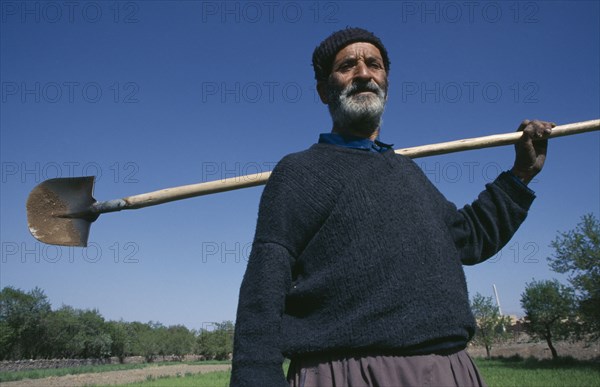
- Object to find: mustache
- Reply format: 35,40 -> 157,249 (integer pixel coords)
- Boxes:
343,81 -> 385,97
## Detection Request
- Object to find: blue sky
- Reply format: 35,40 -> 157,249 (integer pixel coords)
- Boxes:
1,1 -> 599,329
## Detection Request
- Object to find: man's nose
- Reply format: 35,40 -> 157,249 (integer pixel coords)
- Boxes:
353,61 -> 372,81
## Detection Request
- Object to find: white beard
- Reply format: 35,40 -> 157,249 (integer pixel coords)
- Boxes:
327,80 -> 386,135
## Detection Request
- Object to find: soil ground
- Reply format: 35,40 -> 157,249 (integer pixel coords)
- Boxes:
1,363 -> 231,387
467,339 -> 600,361
3,340 -> 598,387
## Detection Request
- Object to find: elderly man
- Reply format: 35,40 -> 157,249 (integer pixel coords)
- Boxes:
230,27 -> 553,386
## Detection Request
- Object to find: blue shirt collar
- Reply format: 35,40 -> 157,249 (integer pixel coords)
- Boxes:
318,132 -> 394,153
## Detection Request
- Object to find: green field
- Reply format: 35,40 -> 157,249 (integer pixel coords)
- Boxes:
0,360 -> 228,384
2,357 -> 598,386
0,362 -> 149,383
476,357 -> 600,387
121,371 -> 231,386
118,357 -> 600,387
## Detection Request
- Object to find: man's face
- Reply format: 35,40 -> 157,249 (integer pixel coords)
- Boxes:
319,42 -> 388,136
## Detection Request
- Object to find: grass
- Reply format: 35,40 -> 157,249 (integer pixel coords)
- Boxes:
119,357 -> 600,387
0,363 -> 149,383
0,360 -> 229,383
3,357 -> 599,386
122,371 -> 231,387
474,356 -> 600,387
98,361 -> 288,387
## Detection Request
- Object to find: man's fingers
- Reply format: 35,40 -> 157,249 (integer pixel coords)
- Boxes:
519,119 -> 554,139
533,121 -> 553,138
517,119 -> 531,132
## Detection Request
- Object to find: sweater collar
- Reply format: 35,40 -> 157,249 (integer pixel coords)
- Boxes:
318,132 -> 394,153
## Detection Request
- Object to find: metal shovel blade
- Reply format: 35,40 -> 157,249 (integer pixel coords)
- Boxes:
26,176 -> 99,247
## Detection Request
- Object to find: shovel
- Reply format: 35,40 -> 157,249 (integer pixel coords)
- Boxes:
26,119 -> 599,247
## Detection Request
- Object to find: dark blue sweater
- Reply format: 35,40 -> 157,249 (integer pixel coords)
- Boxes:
231,143 -> 535,386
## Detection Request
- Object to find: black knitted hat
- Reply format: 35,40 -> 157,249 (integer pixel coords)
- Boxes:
312,27 -> 390,82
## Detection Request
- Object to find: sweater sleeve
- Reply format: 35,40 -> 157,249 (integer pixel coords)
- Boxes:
230,242 -> 292,386
230,156 -> 323,386
448,171 -> 537,265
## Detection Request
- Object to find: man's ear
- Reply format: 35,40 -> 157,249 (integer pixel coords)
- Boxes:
317,82 -> 329,104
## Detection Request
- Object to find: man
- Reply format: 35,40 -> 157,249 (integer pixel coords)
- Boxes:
230,27 -> 554,386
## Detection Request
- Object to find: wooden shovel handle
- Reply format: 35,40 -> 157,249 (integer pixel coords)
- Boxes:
396,120 -> 598,158
122,119 -> 599,210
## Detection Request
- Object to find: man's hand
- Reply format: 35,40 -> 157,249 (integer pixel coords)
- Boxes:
511,119 -> 555,185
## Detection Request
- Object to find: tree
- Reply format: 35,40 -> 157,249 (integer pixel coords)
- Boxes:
44,305 -> 84,358
520,279 -> 576,359
76,309 -> 112,358
43,306 -> 112,359
0,286 -> 208,361
0,287 -> 51,359
197,321 -> 234,360
107,320 -> 133,362
548,213 -> 600,337
470,293 -> 510,359
130,321 -> 161,362
162,325 -> 194,360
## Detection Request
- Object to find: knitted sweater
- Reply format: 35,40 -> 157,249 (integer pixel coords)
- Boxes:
230,143 -> 535,386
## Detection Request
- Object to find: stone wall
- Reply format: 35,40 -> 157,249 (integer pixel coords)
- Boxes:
0,358 -> 116,372
0,355 -> 207,372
